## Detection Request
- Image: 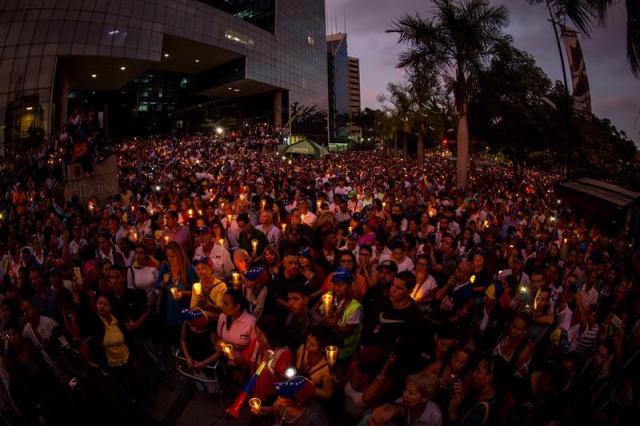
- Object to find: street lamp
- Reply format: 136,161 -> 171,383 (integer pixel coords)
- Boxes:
216,127 -> 224,135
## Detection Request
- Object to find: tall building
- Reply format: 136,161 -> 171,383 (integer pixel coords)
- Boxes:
347,57 -> 361,118
326,32 -> 349,143
0,0 -> 328,155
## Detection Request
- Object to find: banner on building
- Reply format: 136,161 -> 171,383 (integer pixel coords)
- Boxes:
560,25 -> 592,116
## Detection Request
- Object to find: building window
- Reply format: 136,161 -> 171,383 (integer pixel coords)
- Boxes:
224,29 -> 255,49
307,36 -> 314,46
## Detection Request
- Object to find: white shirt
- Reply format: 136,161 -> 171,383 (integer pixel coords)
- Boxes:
216,311 -> 256,351
68,238 -> 88,258
394,398 -> 442,426
300,211 -> 317,226
22,316 -> 58,352
193,245 -> 234,280
127,264 -> 159,292
255,224 -> 282,247
379,254 -> 415,273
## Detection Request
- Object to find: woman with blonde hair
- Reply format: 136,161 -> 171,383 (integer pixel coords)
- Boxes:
155,241 -> 198,344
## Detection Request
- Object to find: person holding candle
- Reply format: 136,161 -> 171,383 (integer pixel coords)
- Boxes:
295,326 -> 335,400
215,289 -> 256,366
193,225 -> 234,281
191,257 -> 227,319
322,268 -> 363,361
155,242 -> 198,345
256,210 -> 282,247
236,213 -> 268,258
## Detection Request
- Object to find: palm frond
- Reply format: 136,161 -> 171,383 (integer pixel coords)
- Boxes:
627,0 -> 640,76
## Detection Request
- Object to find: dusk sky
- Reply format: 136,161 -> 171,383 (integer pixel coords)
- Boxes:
325,0 -> 640,145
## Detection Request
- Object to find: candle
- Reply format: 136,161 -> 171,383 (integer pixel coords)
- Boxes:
198,209 -> 203,216
220,202 -> 225,210
520,285 -> 528,294
483,220 -> 489,229
348,226 -> 353,234
222,342 -> 233,358
218,238 -> 225,246
239,194 -> 245,201
251,239 -> 259,255
188,209 -> 194,218
193,282 -> 202,296
316,200 -> 322,211
261,199 -> 267,210
382,202 -> 386,209
325,345 -> 338,366
231,272 -> 240,287
88,203 -> 94,211
164,235 -> 170,244
322,292 -> 333,315
281,223 -> 287,233
226,214 -> 232,223
132,231 -> 137,241
470,275 -> 476,284
300,214 -> 305,223
248,398 -> 261,412
170,287 -> 178,298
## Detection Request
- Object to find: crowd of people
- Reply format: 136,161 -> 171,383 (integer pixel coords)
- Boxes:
0,131 -> 638,426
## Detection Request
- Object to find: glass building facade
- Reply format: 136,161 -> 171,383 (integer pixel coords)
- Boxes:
327,33 -> 350,143
0,0 -> 328,155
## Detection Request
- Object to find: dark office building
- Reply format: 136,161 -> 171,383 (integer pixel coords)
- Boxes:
0,0 -> 328,155
327,32 -> 350,143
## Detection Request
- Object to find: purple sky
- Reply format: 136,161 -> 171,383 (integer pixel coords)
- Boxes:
325,0 -> 640,145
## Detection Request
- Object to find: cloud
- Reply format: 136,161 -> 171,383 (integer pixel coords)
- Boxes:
325,0 -> 640,144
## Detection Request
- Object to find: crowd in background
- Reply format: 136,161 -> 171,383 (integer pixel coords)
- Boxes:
0,132 -> 638,426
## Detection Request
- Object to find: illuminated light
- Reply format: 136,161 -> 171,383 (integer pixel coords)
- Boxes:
248,398 -> 261,411
348,226 -> 353,233
231,272 -> 240,286
195,59 -> 200,63
193,283 -> 202,296
470,275 -> 476,284
284,367 -> 296,379
261,199 -> 267,210
218,238 -> 224,246
155,185 -> 161,191
251,239 -> 259,254
164,53 -> 170,58
91,74 -> 97,78
520,286 -> 528,294
170,287 -> 178,298
216,127 -> 224,135
325,346 -> 338,366
322,292 -> 333,314
25,106 -> 33,111
281,223 -> 287,233
233,89 -> 240,92
108,30 -> 120,35
120,66 -> 126,71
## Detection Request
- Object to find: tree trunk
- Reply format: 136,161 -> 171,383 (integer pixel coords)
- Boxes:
456,103 -> 469,190
417,128 -> 425,171
394,129 -> 398,152
403,132 -> 408,161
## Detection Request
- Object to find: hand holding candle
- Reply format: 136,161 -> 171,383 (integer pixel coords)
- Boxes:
251,239 -> 259,255
325,345 -> 338,367
193,282 -> 202,296
231,272 -> 240,287
248,398 -> 262,414
322,292 -> 333,316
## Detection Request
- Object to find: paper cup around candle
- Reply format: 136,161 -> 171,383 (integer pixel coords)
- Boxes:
231,272 -> 240,286
170,287 -> 178,298
325,345 -> 338,366
281,223 -> 287,233
248,398 -> 261,411
322,292 -> 333,314
193,283 -> 202,296
218,238 -> 225,246
251,239 -> 258,254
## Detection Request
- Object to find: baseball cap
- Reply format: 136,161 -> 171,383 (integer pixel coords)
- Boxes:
377,260 -> 398,274
332,267 -> 354,283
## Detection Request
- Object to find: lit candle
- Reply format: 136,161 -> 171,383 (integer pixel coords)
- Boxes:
300,214 -> 305,223
483,220 -> 489,229
239,194 -> 245,201
170,287 -> 178,298
226,214 -> 232,223
325,345 -> 338,367
164,235 -> 170,244
231,272 -> 240,287
193,282 -> 202,296
218,238 -> 225,246
322,292 -> 333,315
520,285 -> 528,294
222,342 -> 233,358
248,398 -> 261,412
261,199 -> 267,210
281,223 -> 287,233
198,209 -> 203,216
220,202 -> 225,210
316,200 -> 322,211
382,202 -> 386,209
251,239 -> 259,255
132,231 -> 137,241
188,209 -> 194,218
348,226 -> 353,234
470,275 -> 476,284
88,203 -> 94,211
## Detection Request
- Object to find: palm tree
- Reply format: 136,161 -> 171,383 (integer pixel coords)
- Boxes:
388,0 -> 509,189
529,0 -> 640,76
378,82 -> 415,161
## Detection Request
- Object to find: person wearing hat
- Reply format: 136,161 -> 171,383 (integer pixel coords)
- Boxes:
361,259 -> 398,318
251,375 -> 329,425
193,224 -> 234,281
243,266 -> 275,319
179,308 -> 219,392
322,268 -> 363,361
191,257 -> 227,317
